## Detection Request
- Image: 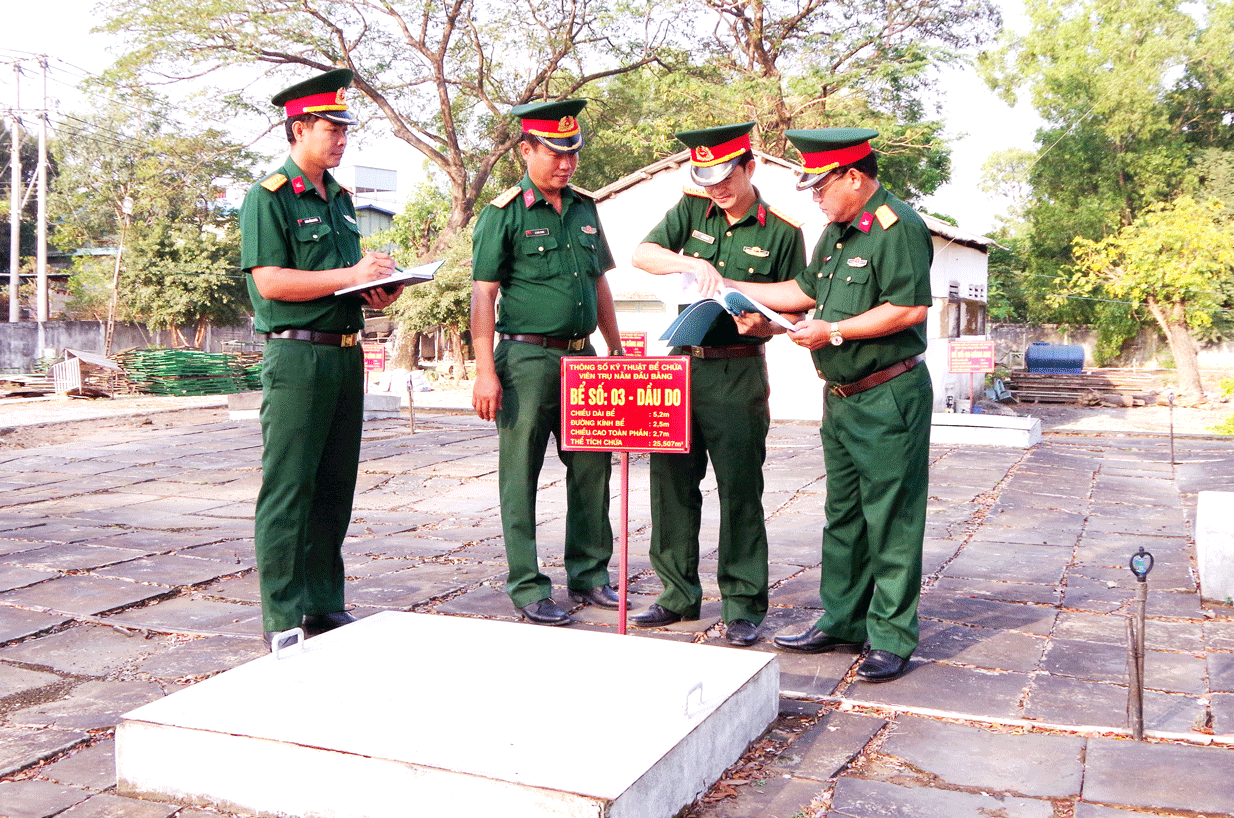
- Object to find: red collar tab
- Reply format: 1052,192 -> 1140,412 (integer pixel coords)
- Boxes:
690,133 -> 751,167
757,203 -> 766,227
291,176 -> 307,194
800,141 -> 872,176
521,116 -> 581,140
284,88 -> 349,118
857,211 -> 874,233
523,189 -> 536,208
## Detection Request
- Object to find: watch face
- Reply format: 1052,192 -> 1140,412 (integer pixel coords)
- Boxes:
830,331 -> 843,346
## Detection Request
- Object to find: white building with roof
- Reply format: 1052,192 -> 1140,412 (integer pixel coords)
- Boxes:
582,149 -> 994,419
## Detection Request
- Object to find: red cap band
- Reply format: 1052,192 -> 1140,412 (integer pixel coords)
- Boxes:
691,134 -> 751,167
800,141 -> 872,175
284,89 -> 349,118
521,116 -> 582,139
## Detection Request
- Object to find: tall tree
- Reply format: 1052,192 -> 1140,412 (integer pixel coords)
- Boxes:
49,99 -> 257,344
1069,197 -> 1234,395
100,0 -> 668,253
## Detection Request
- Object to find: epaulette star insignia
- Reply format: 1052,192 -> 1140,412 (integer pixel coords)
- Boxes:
874,204 -> 899,229
491,186 -> 522,208
683,185 -> 709,198
260,173 -> 288,192
767,205 -> 802,228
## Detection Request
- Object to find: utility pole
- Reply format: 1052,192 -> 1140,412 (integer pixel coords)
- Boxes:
7,62 -> 22,323
37,56 -> 49,328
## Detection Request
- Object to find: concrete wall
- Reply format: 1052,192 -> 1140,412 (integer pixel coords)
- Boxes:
0,320 -> 260,372
992,324 -> 1234,373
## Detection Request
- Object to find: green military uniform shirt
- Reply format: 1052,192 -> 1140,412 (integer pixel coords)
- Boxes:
472,174 -> 615,338
645,188 -> 806,345
795,186 -> 933,383
239,156 -> 366,333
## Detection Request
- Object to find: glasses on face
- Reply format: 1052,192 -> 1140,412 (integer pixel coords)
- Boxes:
811,172 -> 841,199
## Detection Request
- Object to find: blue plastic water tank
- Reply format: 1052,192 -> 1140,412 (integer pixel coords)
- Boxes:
1024,342 -> 1084,374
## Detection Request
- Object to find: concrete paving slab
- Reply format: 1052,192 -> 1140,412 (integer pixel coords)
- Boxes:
1073,805 -> 1165,818
917,594 -> 1057,636
55,793 -> 179,818
1212,692 -> 1234,735
11,680 -> 166,730
1061,575 -> 1132,614
758,647 -> 856,699
432,583 -> 520,618
3,542 -> 144,572
175,540 -> 256,566
1209,651 -> 1234,692
1204,619 -> 1234,651
968,524 -> 1081,547
136,635 -> 269,680
103,595 -> 261,636
197,572 -> 261,604
1024,675 -> 1206,733
927,577 -> 1060,606
941,541 -> 1071,585
0,607 -> 71,645
0,778 -> 93,818
117,612 -> 779,818
0,664 -> 61,698
827,777 -> 1054,818
347,562 -> 501,608
0,575 -> 167,617
769,575 -> 824,609
1052,610 -> 1205,653
698,775 -> 825,818
848,663 -> 1030,720
1,522 -> 132,545
0,726 -> 90,778
1042,638 -> 1207,694
1083,737 -> 1234,814
39,738 -> 118,789
880,716 -> 1085,797
771,711 -> 885,781
0,564 -> 57,592
90,554 -> 245,587
916,622 -> 1046,673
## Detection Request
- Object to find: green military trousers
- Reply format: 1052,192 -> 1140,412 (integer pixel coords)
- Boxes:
494,340 -> 614,608
254,339 -> 363,632
814,362 -> 932,658
649,353 -> 771,624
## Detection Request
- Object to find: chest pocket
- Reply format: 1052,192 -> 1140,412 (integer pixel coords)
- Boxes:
518,234 -> 559,278
295,221 -> 333,244
828,264 -> 875,317
577,232 -> 603,278
734,248 -> 778,283
682,233 -> 718,263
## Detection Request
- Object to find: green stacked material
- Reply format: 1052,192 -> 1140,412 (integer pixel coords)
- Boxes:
119,348 -> 250,396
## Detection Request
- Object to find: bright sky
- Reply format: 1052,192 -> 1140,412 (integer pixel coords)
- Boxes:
2,0 -> 1040,236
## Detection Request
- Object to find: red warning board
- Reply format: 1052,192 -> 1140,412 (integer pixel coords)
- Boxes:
361,342 -> 387,372
948,339 -> 995,374
618,331 -> 648,357
561,356 -> 691,453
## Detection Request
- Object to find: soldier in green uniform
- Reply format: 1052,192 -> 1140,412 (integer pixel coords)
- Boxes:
726,128 -> 933,680
240,69 -> 404,648
470,99 -> 625,626
629,122 -> 807,646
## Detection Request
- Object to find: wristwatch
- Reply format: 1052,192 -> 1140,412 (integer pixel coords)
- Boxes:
829,322 -> 844,346
610,347 -> 626,357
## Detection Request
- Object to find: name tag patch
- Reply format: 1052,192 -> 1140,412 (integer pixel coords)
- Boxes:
297,217 -> 322,226
690,230 -> 715,244
525,228 -> 550,237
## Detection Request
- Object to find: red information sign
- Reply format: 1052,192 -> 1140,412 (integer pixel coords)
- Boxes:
618,331 -> 648,357
561,357 -> 691,453
949,339 -> 995,374
361,342 -> 387,372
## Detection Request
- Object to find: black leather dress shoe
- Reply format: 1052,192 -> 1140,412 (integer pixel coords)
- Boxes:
303,611 -> 357,636
773,626 -> 863,654
856,649 -> 912,682
518,597 -> 574,626
629,604 -> 684,628
725,619 -> 759,647
569,584 -> 620,609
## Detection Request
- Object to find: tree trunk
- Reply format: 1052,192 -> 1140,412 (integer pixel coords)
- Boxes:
450,329 -> 468,383
1145,297 -> 1205,397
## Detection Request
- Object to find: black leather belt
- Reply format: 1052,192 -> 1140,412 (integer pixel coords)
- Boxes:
830,357 -> 919,398
265,330 -> 359,347
500,333 -> 588,351
680,344 -> 765,360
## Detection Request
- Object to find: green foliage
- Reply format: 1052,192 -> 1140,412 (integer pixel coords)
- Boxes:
48,96 -> 259,343
387,232 -> 473,343
1210,414 -> 1234,435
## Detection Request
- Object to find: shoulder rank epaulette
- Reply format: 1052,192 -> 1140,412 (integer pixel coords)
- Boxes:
260,173 -> 288,192
767,205 -> 803,229
683,185 -> 709,198
339,183 -> 354,196
491,186 -> 522,208
874,204 -> 899,229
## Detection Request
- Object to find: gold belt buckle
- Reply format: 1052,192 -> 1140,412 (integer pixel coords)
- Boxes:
341,333 -> 358,347
568,338 -> 586,351
690,346 -> 705,358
